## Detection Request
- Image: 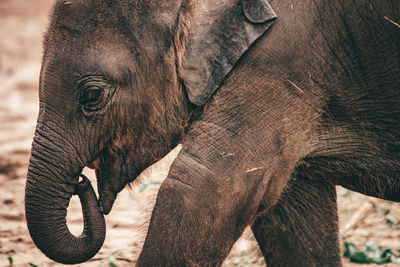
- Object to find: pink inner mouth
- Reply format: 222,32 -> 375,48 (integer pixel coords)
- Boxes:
87,157 -> 100,170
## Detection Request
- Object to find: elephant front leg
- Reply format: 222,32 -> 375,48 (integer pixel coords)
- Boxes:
252,176 -> 341,267
137,150 -> 271,266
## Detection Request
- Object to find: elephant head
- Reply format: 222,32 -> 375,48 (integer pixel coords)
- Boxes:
25,0 -> 276,263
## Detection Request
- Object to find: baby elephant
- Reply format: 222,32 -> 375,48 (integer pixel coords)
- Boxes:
25,0 -> 400,266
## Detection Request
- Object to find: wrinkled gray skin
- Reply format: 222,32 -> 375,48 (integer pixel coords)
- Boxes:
25,0 -> 400,266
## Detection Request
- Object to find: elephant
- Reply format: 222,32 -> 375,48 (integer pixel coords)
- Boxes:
25,0 -> 400,266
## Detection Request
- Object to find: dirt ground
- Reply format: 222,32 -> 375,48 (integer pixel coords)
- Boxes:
0,1 -> 399,266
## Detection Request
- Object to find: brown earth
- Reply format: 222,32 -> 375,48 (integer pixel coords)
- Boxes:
0,1 -> 399,266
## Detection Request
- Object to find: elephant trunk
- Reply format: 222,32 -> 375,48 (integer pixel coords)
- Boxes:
25,140 -> 105,264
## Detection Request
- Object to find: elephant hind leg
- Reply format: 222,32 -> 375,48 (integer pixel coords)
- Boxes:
252,177 -> 342,267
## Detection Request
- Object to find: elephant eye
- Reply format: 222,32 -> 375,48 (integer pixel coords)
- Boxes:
82,86 -> 104,105
78,76 -> 112,116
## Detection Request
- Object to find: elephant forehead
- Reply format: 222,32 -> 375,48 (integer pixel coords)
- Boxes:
81,42 -> 135,80
42,38 -> 133,88
44,4 -> 136,84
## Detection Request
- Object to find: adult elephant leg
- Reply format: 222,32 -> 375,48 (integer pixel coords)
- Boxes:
137,98 -> 308,266
137,77 -> 316,265
252,176 -> 341,267
137,148 -> 271,266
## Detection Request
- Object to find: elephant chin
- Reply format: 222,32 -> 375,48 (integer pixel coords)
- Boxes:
99,187 -> 117,215
95,168 -> 118,215
86,157 -> 117,214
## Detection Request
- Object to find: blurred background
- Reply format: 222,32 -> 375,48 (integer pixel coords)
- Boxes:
0,1 -> 399,266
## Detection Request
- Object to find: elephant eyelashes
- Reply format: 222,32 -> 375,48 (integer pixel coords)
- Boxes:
78,76 -> 112,116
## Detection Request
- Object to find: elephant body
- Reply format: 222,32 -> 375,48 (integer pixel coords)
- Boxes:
26,0 -> 400,266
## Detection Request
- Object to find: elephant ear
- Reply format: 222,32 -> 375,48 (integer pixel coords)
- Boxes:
179,0 -> 277,105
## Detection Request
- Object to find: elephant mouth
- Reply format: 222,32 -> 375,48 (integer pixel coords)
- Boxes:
87,157 -> 117,215
87,157 -> 101,170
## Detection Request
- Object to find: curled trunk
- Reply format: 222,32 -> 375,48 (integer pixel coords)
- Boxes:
25,159 -> 106,264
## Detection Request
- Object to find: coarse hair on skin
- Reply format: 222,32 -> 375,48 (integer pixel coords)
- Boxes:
95,0 -> 197,188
